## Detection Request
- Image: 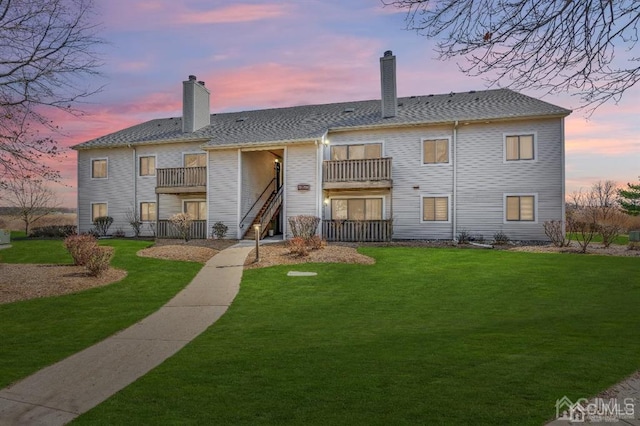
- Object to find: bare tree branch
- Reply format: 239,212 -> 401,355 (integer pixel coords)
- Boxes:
383,0 -> 640,114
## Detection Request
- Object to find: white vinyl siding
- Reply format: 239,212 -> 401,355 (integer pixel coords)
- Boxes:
139,156 -> 156,176
140,202 -> 156,221
422,138 -> 449,164
286,144 -> 319,237
91,203 -> 107,221
91,158 -> 108,179
505,134 -> 535,161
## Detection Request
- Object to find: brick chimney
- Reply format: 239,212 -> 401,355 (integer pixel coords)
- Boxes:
380,51 -> 397,119
182,75 -> 210,133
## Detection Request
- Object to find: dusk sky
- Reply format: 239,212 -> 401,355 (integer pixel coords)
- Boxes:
49,0 -> 639,207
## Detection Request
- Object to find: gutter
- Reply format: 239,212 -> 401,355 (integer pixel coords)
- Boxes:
453,120 -> 458,242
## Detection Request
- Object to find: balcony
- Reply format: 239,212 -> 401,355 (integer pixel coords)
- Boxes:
157,220 -> 207,239
323,157 -> 392,190
156,167 -> 206,194
322,219 -> 393,242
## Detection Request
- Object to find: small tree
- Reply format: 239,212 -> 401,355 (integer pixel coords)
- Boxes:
0,176 -> 59,235
211,221 -> 228,239
618,180 -> 640,217
125,207 -> 143,238
93,216 -> 113,237
170,212 -> 192,242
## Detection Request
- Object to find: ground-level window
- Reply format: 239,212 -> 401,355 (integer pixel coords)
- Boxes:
331,143 -> 382,160
184,200 -> 206,220
91,159 -> 107,179
422,139 -> 449,164
140,202 -> 156,221
506,195 -> 535,221
91,203 -> 107,221
184,153 -> 206,167
505,134 -> 534,161
331,198 -> 382,220
422,196 -> 449,221
139,156 -> 156,176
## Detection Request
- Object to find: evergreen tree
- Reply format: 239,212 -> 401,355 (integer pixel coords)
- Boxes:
618,180 -> 640,216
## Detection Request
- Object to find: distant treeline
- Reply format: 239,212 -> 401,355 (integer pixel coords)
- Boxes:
0,207 -> 76,214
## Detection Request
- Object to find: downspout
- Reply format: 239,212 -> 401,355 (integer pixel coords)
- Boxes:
319,130 -> 329,235
129,144 -> 137,237
561,117 -> 566,236
452,121 -> 458,242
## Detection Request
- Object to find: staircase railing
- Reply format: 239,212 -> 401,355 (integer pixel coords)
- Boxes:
239,178 -> 275,232
259,186 -> 284,237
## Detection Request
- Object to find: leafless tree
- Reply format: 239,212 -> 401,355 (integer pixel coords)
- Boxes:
0,0 -> 103,181
384,0 -> 640,113
1,176 -> 60,235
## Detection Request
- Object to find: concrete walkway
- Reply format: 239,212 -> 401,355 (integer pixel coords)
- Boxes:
0,244 -> 253,426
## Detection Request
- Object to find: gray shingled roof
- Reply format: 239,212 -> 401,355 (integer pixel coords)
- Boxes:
72,88 -> 571,150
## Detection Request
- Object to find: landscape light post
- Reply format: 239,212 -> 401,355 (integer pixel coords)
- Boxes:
254,224 -> 260,263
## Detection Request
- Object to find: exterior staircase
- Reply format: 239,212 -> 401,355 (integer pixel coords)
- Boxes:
242,186 -> 283,239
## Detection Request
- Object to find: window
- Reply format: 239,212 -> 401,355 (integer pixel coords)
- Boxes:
184,200 -> 206,220
91,159 -> 107,179
139,156 -> 156,176
184,153 -> 206,167
140,202 -> 156,221
331,143 -> 382,160
506,195 -> 535,221
422,197 -> 449,221
422,139 -> 449,164
91,203 -> 107,221
331,198 -> 382,220
505,135 -> 534,161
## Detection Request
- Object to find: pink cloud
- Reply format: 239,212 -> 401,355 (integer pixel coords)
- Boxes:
178,4 -> 292,24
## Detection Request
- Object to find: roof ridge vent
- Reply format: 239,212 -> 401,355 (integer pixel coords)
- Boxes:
343,107 -> 355,113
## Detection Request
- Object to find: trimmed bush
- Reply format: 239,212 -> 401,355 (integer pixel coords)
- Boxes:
288,215 -> 320,239
64,234 -> 98,266
29,225 -> 77,238
170,212 -> 192,242
493,231 -> 510,245
211,221 -> 228,239
85,246 -> 114,277
93,216 -> 113,237
457,230 -> 471,244
288,236 -> 309,257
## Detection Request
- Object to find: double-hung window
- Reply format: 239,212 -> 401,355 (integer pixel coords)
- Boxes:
422,196 -> 449,221
331,198 -> 382,220
139,156 -> 156,176
184,200 -> 206,220
91,159 -> 107,179
422,139 -> 449,164
505,135 -> 534,161
140,202 -> 156,222
184,153 -> 206,167
91,203 -> 107,221
506,195 -> 535,221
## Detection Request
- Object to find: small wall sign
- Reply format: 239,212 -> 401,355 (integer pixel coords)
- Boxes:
297,184 -> 311,191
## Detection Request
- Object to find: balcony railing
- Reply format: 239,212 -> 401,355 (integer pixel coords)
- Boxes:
157,220 -> 207,239
322,219 -> 392,242
157,167 -> 206,190
323,157 -> 392,183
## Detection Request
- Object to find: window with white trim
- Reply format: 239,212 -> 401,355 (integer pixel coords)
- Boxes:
331,143 -> 382,160
184,153 -> 206,167
139,156 -> 156,176
422,139 -> 449,164
91,203 -> 107,221
422,197 -> 449,221
505,134 -> 534,161
140,202 -> 156,222
184,200 -> 206,220
331,198 -> 382,220
506,195 -> 535,221
91,159 -> 107,179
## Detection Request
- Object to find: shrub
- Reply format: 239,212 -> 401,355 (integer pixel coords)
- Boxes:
85,246 -> 114,277
29,225 -> 77,238
113,227 -> 126,238
93,216 -> 113,237
493,231 -> 510,245
543,220 -> 569,247
288,215 -> 320,239
64,234 -> 98,266
628,242 -> 640,251
125,208 -> 143,238
288,236 -> 309,257
170,212 -> 192,242
308,235 -> 326,250
457,230 -> 471,244
211,221 -> 228,239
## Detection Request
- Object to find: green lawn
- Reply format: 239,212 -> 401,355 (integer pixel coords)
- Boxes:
73,247 -> 640,425
0,238 -> 203,388
568,232 -> 629,245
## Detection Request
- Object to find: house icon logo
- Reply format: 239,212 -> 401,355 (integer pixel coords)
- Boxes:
556,396 -> 586,422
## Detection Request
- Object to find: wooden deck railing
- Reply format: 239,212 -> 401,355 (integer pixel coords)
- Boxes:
157,167 -> 206,188
157,220 -> 207,239
323,158 -> 392,182
322,220 -> 392,242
